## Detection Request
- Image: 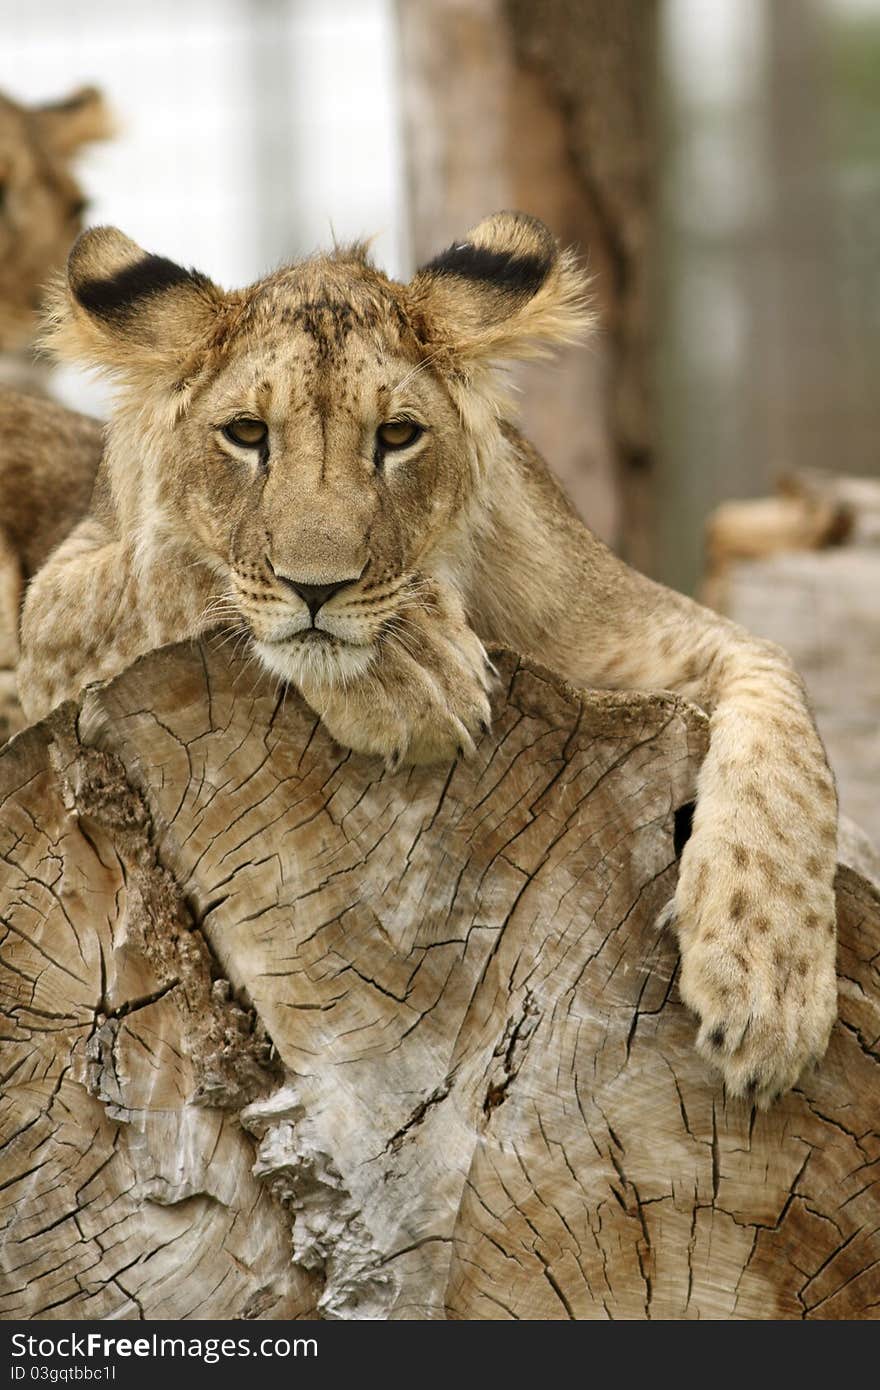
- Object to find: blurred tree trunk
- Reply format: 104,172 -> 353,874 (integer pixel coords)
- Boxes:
750,0 -> 847,483
396,0 -> 659,572
658,0 -> 880,597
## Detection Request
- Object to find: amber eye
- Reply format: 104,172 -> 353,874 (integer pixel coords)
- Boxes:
222,418 -> 268,448
376,420 -> 423,451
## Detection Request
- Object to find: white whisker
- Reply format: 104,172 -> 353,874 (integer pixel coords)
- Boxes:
392,345 -> 448,395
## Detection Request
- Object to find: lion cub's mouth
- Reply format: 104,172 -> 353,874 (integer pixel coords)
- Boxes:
266,628 -> 337,646
254,625 -> 376,689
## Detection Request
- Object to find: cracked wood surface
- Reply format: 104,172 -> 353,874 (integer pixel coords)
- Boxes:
1,642 -> 878,1320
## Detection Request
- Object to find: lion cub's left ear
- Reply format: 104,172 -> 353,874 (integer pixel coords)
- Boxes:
407,212 -> 593,364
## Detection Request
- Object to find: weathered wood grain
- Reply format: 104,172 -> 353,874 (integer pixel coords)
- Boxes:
1,642 -> 878,1320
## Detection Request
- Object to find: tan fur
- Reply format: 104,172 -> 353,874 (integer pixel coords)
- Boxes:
19,213 -> 838,1105
0,86 -> 113,391
0,389 -> 101,664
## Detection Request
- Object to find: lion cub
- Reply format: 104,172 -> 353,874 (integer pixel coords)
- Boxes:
17,214 -> 838,1105
0,86 -> 113,395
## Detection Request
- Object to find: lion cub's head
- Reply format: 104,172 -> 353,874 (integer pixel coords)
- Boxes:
46,213 -> 590,687
0,87 -> 112,351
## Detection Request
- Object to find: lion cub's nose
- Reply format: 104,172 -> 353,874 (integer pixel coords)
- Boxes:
275,575 -> 354,621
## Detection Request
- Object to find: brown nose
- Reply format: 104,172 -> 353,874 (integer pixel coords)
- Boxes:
274,576 -> 354,621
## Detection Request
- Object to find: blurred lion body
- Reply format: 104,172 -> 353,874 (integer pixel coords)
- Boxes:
15,213 -> 839,1107
0,389 -> 100,666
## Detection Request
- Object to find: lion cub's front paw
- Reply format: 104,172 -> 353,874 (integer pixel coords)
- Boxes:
660,836 -> 838,1105
382,618 -> 494,770
298,579 -> 494,771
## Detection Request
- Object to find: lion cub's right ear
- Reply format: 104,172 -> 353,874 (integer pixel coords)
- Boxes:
43,227 -> 233,400
408,212 -> 593,368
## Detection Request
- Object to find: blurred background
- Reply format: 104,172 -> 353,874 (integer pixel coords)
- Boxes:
2,0 -> 879,830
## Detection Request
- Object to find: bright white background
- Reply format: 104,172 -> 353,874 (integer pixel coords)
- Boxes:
1,0 -> 409,413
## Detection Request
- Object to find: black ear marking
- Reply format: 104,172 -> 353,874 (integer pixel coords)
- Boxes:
74,254 -> 210,322
408,212 -> 591,360
420,242 -> 551,300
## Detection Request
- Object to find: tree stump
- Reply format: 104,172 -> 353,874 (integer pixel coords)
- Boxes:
1,642 -> 878,1320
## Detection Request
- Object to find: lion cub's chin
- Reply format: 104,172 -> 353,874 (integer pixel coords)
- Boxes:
254,632 -> 376,690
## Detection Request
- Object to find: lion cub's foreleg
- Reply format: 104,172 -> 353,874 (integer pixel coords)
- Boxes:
568,587 -> 838,1106
18,519 -> 215,721
18,523 -> 140,719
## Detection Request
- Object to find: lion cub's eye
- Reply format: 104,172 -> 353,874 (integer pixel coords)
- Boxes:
376,420 -> 423,451
222,418 -> 268,448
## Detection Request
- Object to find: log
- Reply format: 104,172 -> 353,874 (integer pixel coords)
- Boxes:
1,641 -> 879,1321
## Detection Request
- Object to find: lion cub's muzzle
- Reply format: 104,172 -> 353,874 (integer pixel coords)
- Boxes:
248,562 -> 386,690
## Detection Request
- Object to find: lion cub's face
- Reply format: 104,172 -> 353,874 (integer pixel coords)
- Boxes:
172,269 -> 471,687
49,214 -> 589,687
